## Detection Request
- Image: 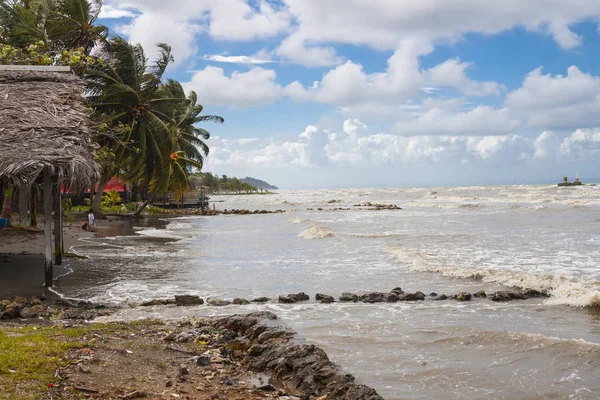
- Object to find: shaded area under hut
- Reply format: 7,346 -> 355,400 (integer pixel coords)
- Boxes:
0,66 -> 99,287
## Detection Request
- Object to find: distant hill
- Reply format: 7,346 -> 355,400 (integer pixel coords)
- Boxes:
241,177 -> 278,190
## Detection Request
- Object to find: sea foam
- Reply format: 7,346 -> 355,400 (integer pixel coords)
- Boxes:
383,246 -> 600,308
298,226 -> 335,240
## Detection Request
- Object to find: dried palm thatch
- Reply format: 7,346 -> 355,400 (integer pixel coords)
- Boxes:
0,69 -> 100,190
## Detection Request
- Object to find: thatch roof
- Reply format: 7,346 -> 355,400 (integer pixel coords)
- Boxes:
0,68 -> 100,189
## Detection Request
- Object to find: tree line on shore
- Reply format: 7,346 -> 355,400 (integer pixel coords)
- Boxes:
194,173 -> 274,195
0,0 -> 223,224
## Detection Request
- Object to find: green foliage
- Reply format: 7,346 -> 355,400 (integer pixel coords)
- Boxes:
0,0 -> 108,56
61,196 -> 72,211
100,189 -> 121,207
196,173 -> 258,194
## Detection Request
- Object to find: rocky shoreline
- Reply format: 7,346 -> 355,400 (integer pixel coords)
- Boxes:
0,298 -> 383,399
0,286 -> 551,322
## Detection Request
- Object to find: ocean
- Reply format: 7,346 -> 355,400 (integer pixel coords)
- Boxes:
56,184 -> 600,399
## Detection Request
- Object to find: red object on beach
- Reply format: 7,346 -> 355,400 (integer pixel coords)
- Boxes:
103,178 -> 127,192
61,177 -> 128,194
47,383 -> 54,388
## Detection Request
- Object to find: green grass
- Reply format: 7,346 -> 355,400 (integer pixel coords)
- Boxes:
0,320 -> 164,400
0,325 -> 90,399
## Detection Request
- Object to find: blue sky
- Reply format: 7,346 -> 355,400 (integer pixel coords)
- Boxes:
99,1 -> 600,188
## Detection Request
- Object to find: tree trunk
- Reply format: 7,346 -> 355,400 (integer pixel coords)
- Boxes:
53,183 -> 63,265
91,173 -> 110,213
133,192 -> 156,217
18,184 -> 29,227
43,174 -> 53,287
30,185 -> 38,227
1,186 -> 13,226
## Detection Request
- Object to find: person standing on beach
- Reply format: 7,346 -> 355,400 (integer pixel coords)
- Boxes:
87,211 -> 95,231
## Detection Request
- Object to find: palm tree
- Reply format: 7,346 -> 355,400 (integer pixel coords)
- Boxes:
48,0 -> 108,55
133,80 -> 223,214
0,0 -> 107,56
164,79 -> 223,170
85,37 -> 181,213
0,0 -> 51,48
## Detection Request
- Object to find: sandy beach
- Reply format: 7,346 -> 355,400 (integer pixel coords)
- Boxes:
0,217 -> 128,300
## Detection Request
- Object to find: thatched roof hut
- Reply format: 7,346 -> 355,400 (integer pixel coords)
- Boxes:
0,66 -> 100,287
0,67 -> 100,189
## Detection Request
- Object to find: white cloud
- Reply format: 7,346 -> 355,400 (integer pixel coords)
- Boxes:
506,66 -> 600,129
102,0 -> 600,68
283,0 -> 600,54
560,128 -> 600,158
117,13 -> 202,66
104,0 -> 289,65
204,119 -> 600,187
533,131 -> 561,159
202,54 -> 276,65
425,58 -> 503,96
276,34 -> 344,67
98,4 -> 136,19
394,106 -> 518,136
208,0 -> 291,41
288,38 -> 430,105
207,118 -> 532,170
183,66 -> 285,107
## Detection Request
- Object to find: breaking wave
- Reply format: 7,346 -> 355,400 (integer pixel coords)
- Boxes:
298,226 -> 335,240
135,228 -> 185,240
383,246 -> 600,308
288,217 -> 308,224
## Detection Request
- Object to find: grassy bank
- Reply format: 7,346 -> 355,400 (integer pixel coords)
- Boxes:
0,322 -> 127,399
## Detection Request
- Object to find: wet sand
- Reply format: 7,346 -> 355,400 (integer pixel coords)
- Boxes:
0,217 -> 138,300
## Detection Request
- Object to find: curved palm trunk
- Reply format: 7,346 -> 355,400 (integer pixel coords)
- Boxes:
1,187 -> 14,226
133,192 -> 156,217
91,172 -> 110,213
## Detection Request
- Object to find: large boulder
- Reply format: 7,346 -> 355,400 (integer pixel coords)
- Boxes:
279,292 -> 310,304
0,305 -> 20,320
433,294 -> 448,301
233,298 -> 250,305
523,289 -> 549,298
318,295 -> 335,304
359,292 -> 388,303
252,297 -> 271,303
339,293 -> 359,302
208,298 -> 231,307
141,299 -> 177,306
390,287 -> 404,295
473,290 -> 487,298
397,292 -> 426,301
174,295 -> 204,306
455,292 -> 472,301
491,291 -> 525,302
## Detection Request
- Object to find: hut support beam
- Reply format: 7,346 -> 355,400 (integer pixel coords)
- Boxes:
18,183 -> 29,227
30,184 -> 38,227
53,182 -> 63,265
43,173 -> 53,287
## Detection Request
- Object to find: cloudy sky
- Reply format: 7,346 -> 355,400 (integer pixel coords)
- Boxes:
99,1 -> 600,188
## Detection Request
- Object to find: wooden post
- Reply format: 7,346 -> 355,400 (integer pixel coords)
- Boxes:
30,184 -> 38,227
53,182 -> 63,265
18,183 -> 29,227
43,173 -> 53,287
